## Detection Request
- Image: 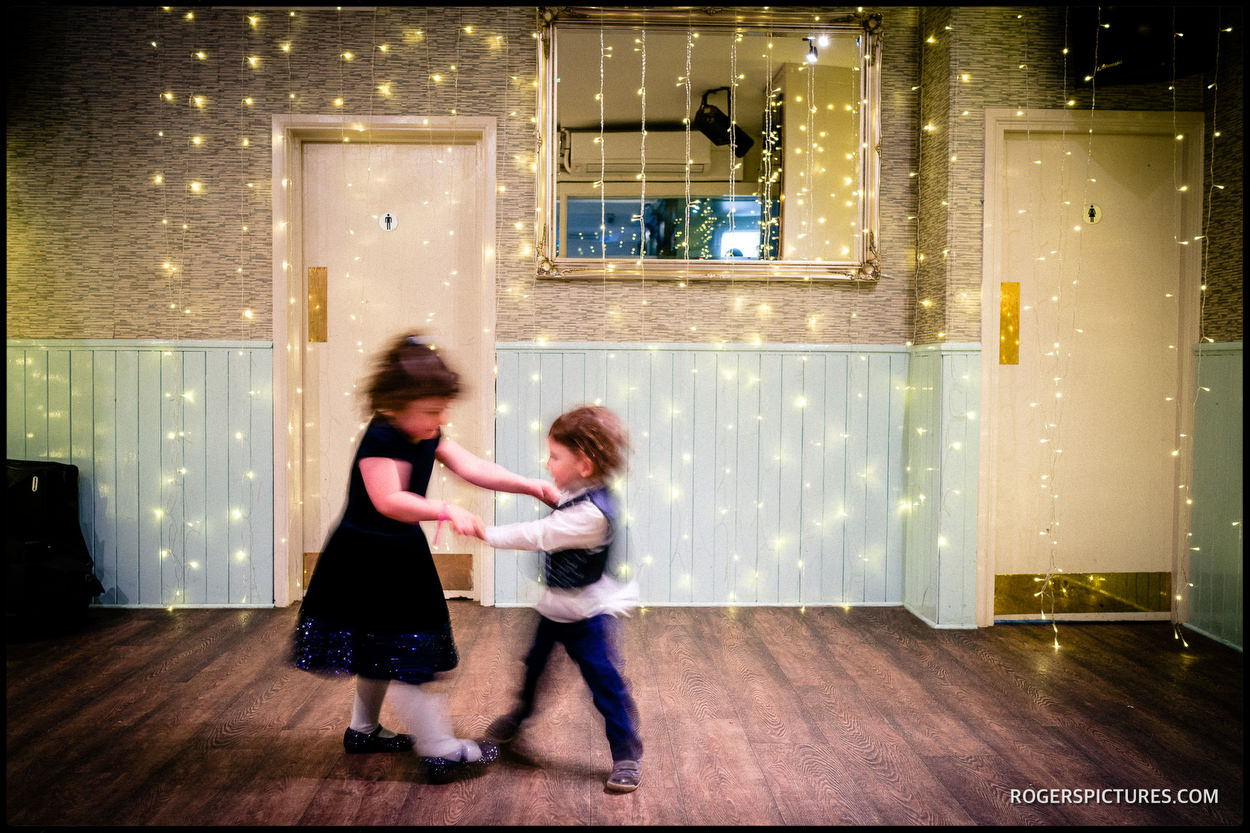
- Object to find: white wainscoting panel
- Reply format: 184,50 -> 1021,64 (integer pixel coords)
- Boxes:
901,345 -> 981,628
6,341 -> 274,607
493,343 -> 910,607
1185,343 -> 1243,650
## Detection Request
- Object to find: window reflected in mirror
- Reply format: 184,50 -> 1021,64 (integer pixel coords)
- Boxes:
540,10 -> 881,279
559,195 -> 778,259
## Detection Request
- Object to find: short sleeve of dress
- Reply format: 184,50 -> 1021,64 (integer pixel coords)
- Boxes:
356,417 -> 417,461
353,417 -> 439,497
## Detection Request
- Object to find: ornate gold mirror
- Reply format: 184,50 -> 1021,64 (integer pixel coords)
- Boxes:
537,6 -> 882,281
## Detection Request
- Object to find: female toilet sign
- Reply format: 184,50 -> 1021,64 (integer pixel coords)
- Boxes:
1084,204 -> 1102,224
380,212 -> 397,231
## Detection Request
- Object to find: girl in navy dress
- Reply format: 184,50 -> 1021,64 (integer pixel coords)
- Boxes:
293,333 -> 559,781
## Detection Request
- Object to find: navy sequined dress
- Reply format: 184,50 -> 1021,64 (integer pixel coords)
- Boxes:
292,416 -> 457,683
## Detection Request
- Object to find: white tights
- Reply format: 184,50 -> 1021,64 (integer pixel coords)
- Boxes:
350,676 -> 482,761
349,676 -> 391,736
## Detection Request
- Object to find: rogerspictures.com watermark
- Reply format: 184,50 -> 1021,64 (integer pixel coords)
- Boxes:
1010,788 -> 1220,805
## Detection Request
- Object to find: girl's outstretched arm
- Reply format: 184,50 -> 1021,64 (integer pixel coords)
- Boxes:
359,456 -> 483,536
435,437 -> 560,505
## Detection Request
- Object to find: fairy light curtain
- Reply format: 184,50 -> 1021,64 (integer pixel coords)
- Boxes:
8,7 -> 1235,623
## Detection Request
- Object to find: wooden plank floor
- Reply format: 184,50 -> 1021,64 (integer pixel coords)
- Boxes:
6,602 -> 1243,826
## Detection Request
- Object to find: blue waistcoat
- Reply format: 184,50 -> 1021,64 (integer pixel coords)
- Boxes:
544,487 -> 616,589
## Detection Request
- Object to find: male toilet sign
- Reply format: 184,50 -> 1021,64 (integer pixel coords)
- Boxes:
380,212 -> 397,231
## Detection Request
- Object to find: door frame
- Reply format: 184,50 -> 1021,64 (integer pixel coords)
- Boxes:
270,114 -> 498,607
978,109 -> 1205,626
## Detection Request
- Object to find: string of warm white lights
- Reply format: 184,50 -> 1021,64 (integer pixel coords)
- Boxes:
497,20 -> 519,347
803,57 -> 816,256
421,9 -> 432,114
730,30 -> 745,337
598,22 -> 606,269
433,13 -> 475,546
528,25 -> 543,341
902,14 -> 933,621
799,36 -> 815,331
911,20 -> 932,350
1166,8 -> 1191,645
330,2 -> 355,478
152,9 -> 175,604
800,55 -> 818,339
176,8 -> 199,330
103,9 -> 124,341
1171,12 -> 1234,646
762,31 -> 776,262
238,12 -> 257,341
1027,8 -> 1077,646
452,12 -> 463,120
730,27 -> 745,337
515,19 -> 538,340
1197,17 -> 1238,621
682,28 -> 693,265
170,7 -> 198,609
1197,16 -> 1231,357
353,4 -> 375,452
153,14 -> 174,337
728,32 -> 739,245
846,44 -> 862,342
1027,10 -> 1059,639
941,26 -> 957,346
638,23 -> 650,333
234,11 -> 260,604
167,7 -> 211,608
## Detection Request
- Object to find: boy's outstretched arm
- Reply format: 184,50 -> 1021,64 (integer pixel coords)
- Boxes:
478,500 -> 607,552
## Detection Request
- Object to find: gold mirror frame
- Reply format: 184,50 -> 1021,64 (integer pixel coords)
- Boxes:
536,6 -> 882,282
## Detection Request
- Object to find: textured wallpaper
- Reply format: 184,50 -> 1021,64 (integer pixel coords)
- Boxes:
5,6 -> 1241,344
4,6 -> 917,344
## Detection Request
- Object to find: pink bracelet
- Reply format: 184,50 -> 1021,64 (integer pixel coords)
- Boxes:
432,502 -> 450,546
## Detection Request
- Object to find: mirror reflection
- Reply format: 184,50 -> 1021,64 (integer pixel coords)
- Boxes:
547,15 -> 876,273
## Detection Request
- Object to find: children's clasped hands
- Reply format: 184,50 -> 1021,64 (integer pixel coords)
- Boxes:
442,502 -> 486,538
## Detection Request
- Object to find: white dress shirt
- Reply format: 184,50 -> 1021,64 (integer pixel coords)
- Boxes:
484,485 -> 639,623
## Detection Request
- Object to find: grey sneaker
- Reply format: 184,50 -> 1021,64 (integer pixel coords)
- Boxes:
606,759 -> 641,792
484,711 -> 523,743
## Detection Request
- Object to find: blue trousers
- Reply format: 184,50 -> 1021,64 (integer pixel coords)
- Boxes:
515,614 -> 643,763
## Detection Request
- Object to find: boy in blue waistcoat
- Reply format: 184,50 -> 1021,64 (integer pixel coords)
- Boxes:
476,405 -> 643,792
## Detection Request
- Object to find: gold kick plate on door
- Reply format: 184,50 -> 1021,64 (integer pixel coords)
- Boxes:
308,266 -> 328,343
994,572 -> 1172,616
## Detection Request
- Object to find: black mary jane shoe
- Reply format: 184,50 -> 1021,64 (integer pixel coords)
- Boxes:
424,740 -> 500,784
343,726 -> 415,754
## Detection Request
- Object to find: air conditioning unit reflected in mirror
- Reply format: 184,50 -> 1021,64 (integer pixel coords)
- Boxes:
560,129 -> 741,182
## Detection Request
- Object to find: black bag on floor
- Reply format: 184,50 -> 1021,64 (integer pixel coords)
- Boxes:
6,460 -> 105,630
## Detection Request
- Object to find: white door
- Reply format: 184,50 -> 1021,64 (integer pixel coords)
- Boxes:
983,112 -> 1202,618
300,138 -> 495,599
